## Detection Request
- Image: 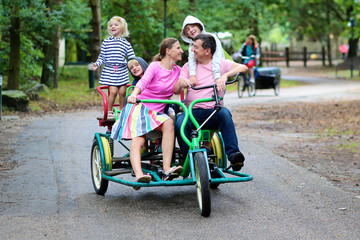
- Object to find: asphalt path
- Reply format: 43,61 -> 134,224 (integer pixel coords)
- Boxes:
0,76 -> 359,239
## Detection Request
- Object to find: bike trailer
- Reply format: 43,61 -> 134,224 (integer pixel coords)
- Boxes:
255,67 -> 281,89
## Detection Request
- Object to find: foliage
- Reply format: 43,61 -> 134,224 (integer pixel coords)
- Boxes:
0,0 -> 359,89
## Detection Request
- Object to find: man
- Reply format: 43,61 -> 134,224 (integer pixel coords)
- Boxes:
174,33 -> 248,171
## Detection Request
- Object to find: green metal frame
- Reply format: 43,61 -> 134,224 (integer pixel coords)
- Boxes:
93,93 -> 253,189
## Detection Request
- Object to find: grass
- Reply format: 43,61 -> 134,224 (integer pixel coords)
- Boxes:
315,127 -> 360,154
28,65 -> 102,113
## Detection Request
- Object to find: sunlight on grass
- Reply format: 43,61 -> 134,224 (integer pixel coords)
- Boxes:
29,65 -> 102,112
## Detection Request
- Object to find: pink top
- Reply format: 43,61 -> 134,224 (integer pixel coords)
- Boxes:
136,61 -> 181,112
180,59 -> 234,109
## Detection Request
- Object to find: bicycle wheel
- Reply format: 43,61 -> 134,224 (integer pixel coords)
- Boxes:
91,137 -> 110,195
248,81 -> 256,97
194,152 -> 211,217
237,74 -> 246,98
274,79 -> 280,96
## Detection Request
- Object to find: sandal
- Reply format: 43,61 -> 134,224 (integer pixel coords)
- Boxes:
133,175 -> 151,190
162,166 -> 183,181
107,111 -> 115,119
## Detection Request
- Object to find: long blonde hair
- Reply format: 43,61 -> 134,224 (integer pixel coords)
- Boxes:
107,16 -> 129,37
153,38 -> 179,61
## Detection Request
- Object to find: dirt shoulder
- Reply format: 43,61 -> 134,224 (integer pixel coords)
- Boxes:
233,99 -> 360,194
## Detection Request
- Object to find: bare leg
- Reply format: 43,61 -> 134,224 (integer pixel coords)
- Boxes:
108,86 -> 119,111
118,85 -> 127,110
155,119 -> 174,172
249,68 -> 255,80
130,136 -> 146,178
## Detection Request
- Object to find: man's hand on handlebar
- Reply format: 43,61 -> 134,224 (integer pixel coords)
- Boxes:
215,75 -> 227,92
180,78 -> 192,88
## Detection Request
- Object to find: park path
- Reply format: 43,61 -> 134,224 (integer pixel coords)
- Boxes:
0,75 -> 359,239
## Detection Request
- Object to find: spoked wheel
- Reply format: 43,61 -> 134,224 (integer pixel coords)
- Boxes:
91,137 -> 110,195
194,152 -> 211,217
210,132 -> 224,189
274,79 -> 280,96
237,75 -> 246,98
248,81 -> 256,97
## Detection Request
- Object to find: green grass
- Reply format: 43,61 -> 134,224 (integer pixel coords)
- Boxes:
28,65 -> 101,112
332,142 -> 360,153
315,127 -> 357,138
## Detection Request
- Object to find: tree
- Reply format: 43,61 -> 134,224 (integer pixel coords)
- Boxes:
7,1 -> 21,90
89,0 -> 101,80
41,0 -> 63,88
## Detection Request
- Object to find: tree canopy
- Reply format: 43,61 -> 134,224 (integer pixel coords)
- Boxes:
0,0 -> 358,89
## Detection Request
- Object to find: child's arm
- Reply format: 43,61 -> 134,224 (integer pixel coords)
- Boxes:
211,35 -> 224,80
93,41 -> 107,69
188,46 -> 198,85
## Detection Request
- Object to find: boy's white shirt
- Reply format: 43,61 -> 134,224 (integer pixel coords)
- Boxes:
181,15 -> 225,79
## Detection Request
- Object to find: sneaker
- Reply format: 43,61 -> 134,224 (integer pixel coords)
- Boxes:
249,78 -> 255,84
228,152 -> 245,171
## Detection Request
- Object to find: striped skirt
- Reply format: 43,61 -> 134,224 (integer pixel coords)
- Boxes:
110,103 -> 170,141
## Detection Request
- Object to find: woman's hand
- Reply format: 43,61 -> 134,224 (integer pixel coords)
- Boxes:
127,93 -> 138,104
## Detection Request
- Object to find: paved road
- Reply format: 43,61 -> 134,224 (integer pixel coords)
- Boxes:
0,77 -> 359,239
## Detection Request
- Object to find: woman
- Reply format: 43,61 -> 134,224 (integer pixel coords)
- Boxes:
238,35 -> 260,83
111,38 -> 184,189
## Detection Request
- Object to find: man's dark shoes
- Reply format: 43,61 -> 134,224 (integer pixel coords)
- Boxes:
229,152 -> 245,171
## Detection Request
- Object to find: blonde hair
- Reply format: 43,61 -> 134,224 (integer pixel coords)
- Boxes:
127,58 -> 139,68
107,16 -> 129,37
153,38 -> 179,61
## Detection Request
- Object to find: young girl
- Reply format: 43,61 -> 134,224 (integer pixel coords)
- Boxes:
91,16 -> 135,119
127,57 -> 149,86
111,38 -> 184,189
180,15 -> 225,86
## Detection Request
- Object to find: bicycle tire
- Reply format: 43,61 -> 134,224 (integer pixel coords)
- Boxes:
194,152 -> 211,217
248,82 -> 256,97
91,137 -> 109,195
238,74 -> 246,98
274,79 -> 280,96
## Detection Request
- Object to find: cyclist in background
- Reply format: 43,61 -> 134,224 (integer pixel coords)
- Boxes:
238,35 -> 260,83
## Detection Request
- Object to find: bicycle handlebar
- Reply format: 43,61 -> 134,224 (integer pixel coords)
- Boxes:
240,55 -> 256,60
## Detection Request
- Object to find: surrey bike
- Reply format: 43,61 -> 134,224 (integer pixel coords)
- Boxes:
91,74 -> 253,217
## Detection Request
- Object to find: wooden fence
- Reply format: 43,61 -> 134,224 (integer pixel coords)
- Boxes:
262,47 -> 326,67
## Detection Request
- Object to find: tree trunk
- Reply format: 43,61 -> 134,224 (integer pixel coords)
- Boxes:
89,0 -> 101,80
7,3 -> 20,90
326,4 -> 332,67
326,35 -> 332,67
41,0 -> 62,88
